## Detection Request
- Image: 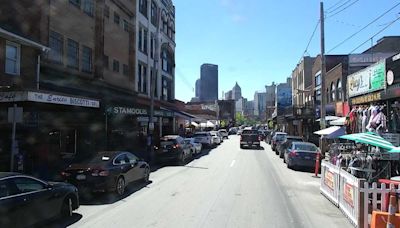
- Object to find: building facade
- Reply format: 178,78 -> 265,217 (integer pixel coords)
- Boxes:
224,90 -> 232,100
195,78 -> 201,98
265,82 -> 276,121
200,63 -> 218,102
254,91 -> 267,120
232,82 -> 241,101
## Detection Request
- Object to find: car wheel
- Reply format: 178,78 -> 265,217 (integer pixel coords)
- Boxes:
178,153 -> 185,165
60,196 -> 73,217
275,150 -> 279,155
143,167 -> 150,183
116,176 -> 125,196
283,156 -> 286,163
240,145 -> 243,149
279,150 -> 284,158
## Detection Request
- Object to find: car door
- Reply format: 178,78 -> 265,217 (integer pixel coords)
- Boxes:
114,154 -> 133,183
0,178 -> 28,227
11,177 -> 57,227
126,153 -> 143,181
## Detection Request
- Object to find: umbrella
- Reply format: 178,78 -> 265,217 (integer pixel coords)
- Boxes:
339,132 -> 395,150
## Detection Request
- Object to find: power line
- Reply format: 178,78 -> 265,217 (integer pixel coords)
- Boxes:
326,0 -> 353,14
326,0 -> 345,11
328,2 -> 400,53
326,0 -> 359,19
297,20 -> 320,65
349,16 -> 400,54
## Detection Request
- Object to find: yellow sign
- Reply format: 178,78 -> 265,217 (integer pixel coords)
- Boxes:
343,183 -> 354,207
324,170 -> 335,190
350,92 -> 381,105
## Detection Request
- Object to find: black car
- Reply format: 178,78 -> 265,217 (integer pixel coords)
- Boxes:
277,136 -> 304,158
62,151 -> 150,196
0,173 -> 79,227
154,135 -> 192,165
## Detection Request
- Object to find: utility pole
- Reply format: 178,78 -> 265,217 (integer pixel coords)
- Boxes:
320,1 -> 327,155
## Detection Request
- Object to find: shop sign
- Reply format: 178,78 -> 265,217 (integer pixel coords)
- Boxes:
27,92 -> 99,108
324,170 -> 335,190
137,116 -> 158,122
387,70 -> 394,86
154,110 -> 174,117
0,91 -> 26,102
348,60 -> 386,97
110,107 -> 148,115
343,183 -> 354,208
350,92 -> 381,105
349,53 -> 394,67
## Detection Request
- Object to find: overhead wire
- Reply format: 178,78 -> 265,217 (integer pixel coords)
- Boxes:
349,16 -> 400,54
326,0 -> 353,14
325,0 -> 359,19
326,0 -> 345,11
296,19 -> 320,65
328,2 -> 400,53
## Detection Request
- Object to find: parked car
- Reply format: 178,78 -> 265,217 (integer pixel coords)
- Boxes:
258,130 -> 267,141
266,130 -> 276,144
210,131 -> 221,145
184,138 -> 202,155
284,142 -> 319,170
228,127 -> 238,135
193,132 -> 213,148
155,135 -> 193,164
212,131 -> 224,143
240,129 -> 261,149
62,151 -> 150,196
271,132 -> 287,151
218,129 -> 229,139
237,129 -> 243,135
0,173 -> 79,227
277,136 -> 304,158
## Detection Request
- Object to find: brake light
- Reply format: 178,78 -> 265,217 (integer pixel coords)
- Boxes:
173,144 -> 180,149
289,150 -> 298,157
60,171 -> 71,177
92,170 -> 109,177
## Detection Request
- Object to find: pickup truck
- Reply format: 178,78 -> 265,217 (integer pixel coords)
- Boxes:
240,129 -> 261,149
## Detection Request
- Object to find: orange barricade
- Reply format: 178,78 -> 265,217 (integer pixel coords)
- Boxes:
370,211 -> 400,228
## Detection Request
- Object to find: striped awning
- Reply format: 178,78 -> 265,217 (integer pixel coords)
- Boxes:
339,132 -> 394,150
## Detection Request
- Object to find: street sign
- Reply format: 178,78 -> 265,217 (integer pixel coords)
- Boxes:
8,107 -> 23,123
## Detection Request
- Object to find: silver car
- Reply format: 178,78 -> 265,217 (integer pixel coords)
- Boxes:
185,138 -> 202,155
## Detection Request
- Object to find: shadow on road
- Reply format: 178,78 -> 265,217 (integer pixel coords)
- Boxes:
38,213 -> 82,228
240,146 -> 265,150
79,181 -> 152,206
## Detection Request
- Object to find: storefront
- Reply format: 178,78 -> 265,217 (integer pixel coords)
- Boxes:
0,90 -> 101,178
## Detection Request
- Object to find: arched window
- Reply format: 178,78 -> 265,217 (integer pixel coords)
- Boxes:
331,82 -> 336,102
161,47 -> 173,74
326,88 -> 330,103
337,79 -> 342,100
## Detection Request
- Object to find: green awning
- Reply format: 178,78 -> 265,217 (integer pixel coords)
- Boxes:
389,147 -> 400,153
339,132 -> 395,150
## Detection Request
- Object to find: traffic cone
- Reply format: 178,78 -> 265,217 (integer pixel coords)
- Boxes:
314,152 -> 320,177
387,191 -> 397,228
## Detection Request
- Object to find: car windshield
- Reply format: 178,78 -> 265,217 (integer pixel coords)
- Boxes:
82,154 -> 114,164
294,144 -> 318,152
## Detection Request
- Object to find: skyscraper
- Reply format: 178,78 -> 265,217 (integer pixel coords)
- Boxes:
200,64 -> 218,101
254,91 -> 267,120
195,78 -> 201,98
232,82 -> 242,101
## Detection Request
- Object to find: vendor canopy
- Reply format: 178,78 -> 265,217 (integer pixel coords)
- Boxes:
314,126 -> 346,139
339,132 -> 394,150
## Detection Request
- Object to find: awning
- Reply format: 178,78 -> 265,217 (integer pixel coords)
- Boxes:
316,116 -> 341,122
174,110 -> 196,119
339,132 -> 395,150
200,121 -> 215,128
191,122 -> 199,127
314,126 -> 346,139
330,117 -> 346,126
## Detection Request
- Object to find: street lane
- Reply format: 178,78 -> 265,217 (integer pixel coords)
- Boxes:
62,135 -> 351,228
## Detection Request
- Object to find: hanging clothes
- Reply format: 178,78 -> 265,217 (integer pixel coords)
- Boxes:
362,109 -> 368,133
357,107 -> 363,133
349,109 -> 357,134
367,107 -> 378,131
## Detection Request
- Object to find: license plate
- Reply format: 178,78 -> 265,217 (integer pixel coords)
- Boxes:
76,174 -> 86,180
163,149 -> 168,152
304,156 -> 311,160
248,142 -> 252,144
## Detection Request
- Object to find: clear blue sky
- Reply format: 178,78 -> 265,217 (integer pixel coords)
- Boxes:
173,0 -> 400,102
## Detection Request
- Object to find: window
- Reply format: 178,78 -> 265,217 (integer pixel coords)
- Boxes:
143,66 -> 147,94
103,55 -> 109,69
162,76 -> 172,101
151,69 -> 158,97
138,27 -> 148,54
331,82 -> 336,102
139,0 -> 148,18
104,5 -> 110,18
5,42 -> 20,75
49,31 -> 63,63
67,39 -> 79,69
114,12 -> 120,25
138,27 -> 143,52
138,63 -> 142,91
126,153 -> 138,163
150,34 -> 154,59
315,73 -> 321,86
114,154 -> 128,165
83,0 -> 94,16
337,79 -> 342,100
113,59 -> 120,72
143,30 -> 148,54
151,1 -> 158,26
123,64 -> 129,76
326,89 -> 330,103
138,63 -> 147,93
69,0 -> 80,7
123,20 -> 130,32
13,177 -> 45,193
162,50 -> 168,71
82,46 -> 92,72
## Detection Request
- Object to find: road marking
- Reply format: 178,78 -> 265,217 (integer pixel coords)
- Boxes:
230,160 -> 236,167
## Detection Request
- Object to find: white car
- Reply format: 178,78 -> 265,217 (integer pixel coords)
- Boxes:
193,132 -> 213,148
185,138 -> 202,155
210,131 -> 221,145
218,129 -> 229,139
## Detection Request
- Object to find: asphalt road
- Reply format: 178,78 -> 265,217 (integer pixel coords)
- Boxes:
51,135 -> 352,228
